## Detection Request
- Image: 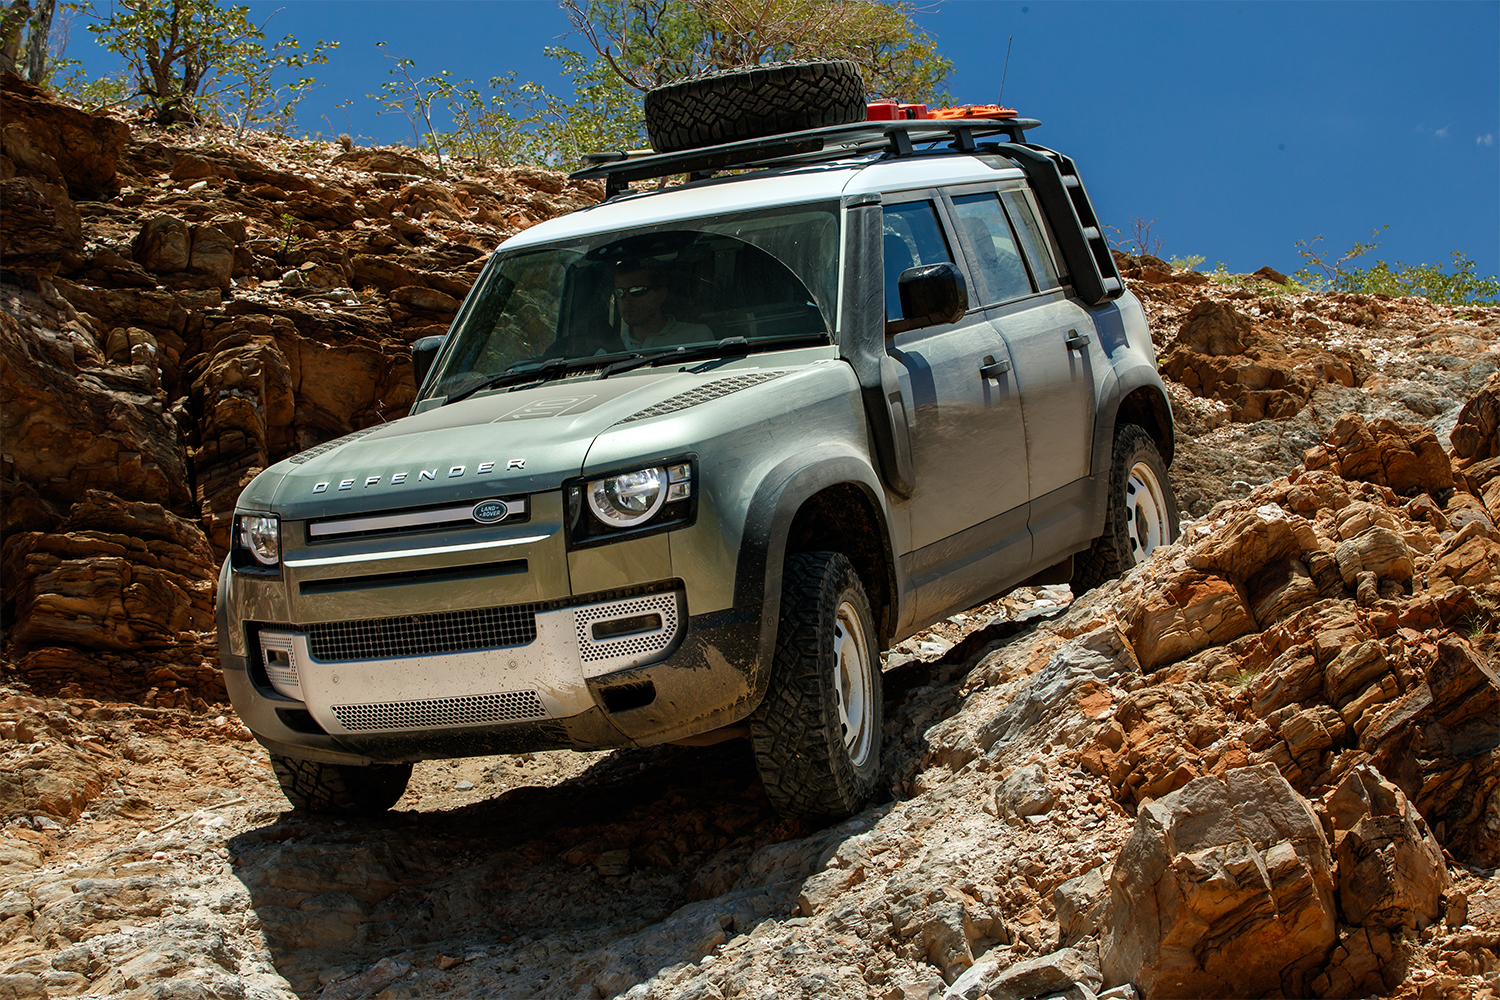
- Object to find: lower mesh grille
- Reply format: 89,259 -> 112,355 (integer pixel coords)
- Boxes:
305,605 -> 537,662
332,691 -> 546,731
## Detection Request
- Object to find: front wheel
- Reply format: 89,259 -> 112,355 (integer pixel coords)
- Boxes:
1072,424 -> 1180,592
270,755 -> 412,815
751,551 -> 883,821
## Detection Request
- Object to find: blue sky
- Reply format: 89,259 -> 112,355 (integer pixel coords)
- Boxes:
62,1 -> 1499,280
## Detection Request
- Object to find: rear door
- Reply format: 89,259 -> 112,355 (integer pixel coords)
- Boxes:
989,184 -> 1098,501
989,183 -> 1103,564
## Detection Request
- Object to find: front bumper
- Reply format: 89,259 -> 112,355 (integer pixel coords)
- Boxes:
219,581 -> 763,766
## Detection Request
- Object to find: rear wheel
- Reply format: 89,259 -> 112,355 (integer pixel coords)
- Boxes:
751,551 -> 882,820
644,60 -> 866,153
1072,424 -> 1180,592
270,755 -> 412,815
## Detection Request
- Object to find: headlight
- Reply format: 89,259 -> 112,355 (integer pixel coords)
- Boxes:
588,468 -> 668,527
569,459 -> 695,547
234,514 -> 281,571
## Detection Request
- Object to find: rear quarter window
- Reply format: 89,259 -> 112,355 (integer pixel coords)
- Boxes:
1001,188 -> 1065,291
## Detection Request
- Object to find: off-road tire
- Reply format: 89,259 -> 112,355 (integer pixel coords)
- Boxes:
644,60 -> 866,154
751,551 -> 882,820
1072,424 -> 1180,593
270,755 -> 412,815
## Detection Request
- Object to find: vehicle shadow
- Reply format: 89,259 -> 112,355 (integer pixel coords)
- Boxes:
225,617 -> 1051,997
228,738 -> 838,997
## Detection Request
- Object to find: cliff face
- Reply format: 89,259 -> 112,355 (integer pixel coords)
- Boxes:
1,73 -> 1497,1000
0,71 -> 601,704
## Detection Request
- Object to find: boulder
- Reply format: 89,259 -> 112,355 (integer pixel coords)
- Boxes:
1321,766 -> 1446,930
1102,764 -> 1337,999
134,216 -> 191,273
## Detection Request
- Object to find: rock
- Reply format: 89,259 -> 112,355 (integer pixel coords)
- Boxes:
1124,570 -> 1255,672
187,225 -> 234,291
0,176 -> 83,275
1315,414 -> 1454,497
1054,866 -> 1109,941
134,216 -> 191,273
0,283 -> 193,512
1322,766 -> 1447,930
1308,924 -> 1403,998
1426,520 -> 1500,593
995,764 -> 1056,819
1450,370 -> 1500,461
1,70 -> 130,199
1253,265 -> 1289,284
321,958 -> 412,1000
944,947 -> 1102,1000
1102,764 -> 1336,999
391,285 -> 460,313
1172,299 -> 1254,357
510,165 -> 568,194
0,972 -> 47,999
331,147 -> 433,175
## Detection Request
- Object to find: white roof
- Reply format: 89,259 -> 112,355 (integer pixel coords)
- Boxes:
504,153 -> 1027,250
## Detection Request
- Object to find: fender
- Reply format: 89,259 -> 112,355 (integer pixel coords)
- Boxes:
733,446 -> 900,703
1080,360 -> 1176,536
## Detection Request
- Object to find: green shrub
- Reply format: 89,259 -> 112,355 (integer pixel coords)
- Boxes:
1294,228 -> 1499,306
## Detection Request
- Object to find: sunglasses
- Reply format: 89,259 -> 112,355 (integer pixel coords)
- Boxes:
612,285 -> 657,300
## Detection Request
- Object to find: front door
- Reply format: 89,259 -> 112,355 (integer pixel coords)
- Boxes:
882,197 -> 1030,625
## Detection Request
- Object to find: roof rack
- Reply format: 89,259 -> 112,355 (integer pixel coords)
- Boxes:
569,116 -> 1125,310
571,117 -> 1043,198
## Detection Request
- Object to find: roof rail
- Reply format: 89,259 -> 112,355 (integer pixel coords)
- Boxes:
571,118 -> 1044,198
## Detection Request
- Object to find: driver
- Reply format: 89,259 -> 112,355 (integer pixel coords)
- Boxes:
613,260 -> 712,351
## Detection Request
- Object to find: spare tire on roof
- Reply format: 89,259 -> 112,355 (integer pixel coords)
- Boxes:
644,59 -> 866,154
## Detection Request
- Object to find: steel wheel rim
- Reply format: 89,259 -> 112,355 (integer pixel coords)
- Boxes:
832,600 -> 874,767
1125,461 -> 1169,564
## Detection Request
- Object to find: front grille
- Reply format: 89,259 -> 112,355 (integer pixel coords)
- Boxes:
304,605 -> 537,662
332,691 -> 546,731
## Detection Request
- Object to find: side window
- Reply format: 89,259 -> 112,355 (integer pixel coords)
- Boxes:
882,200 -> 953,321
1001,189 -> 1064,290
950,193 -> 1035,304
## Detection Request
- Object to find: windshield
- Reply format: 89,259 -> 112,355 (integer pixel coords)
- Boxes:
424,201 -> 842,400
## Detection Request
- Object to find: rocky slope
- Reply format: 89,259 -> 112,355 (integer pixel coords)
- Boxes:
1,71 -> 1498,999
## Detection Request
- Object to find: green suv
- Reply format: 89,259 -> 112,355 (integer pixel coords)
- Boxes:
217,108 -> 1179,820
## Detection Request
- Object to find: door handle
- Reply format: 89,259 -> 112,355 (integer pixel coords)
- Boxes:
979,356 -> 1012,380
1065,329 -> 1091,350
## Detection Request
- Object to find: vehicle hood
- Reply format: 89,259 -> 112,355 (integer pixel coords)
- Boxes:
239,363 -> 797,519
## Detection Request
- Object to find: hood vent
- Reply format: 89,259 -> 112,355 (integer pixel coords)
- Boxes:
616,371 -> 789,425
288,425 -> 381,465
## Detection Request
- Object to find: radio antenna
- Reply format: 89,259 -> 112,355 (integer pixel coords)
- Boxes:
998,35 -> 1014,103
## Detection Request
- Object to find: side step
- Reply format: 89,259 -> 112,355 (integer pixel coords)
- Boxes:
993,143 -> 1126,308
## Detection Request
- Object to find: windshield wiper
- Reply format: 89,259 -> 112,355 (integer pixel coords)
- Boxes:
597,339 -> 748,379
597,334 -> 827,379
443,358 -> 570,405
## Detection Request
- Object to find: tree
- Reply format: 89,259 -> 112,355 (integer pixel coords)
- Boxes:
1,0 -> 59,83
563,0 -> 952,104
71,0 -> 334,129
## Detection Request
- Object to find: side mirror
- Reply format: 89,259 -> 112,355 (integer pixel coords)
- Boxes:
887,262 -> 968,336
412,335 -> 444,388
